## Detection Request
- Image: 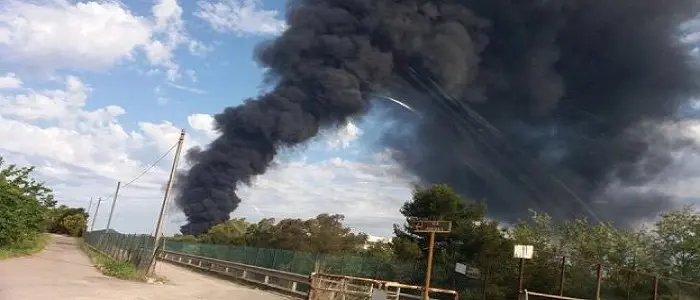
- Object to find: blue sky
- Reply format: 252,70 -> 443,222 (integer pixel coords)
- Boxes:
1,1 -> 700,238
0,0 -> 414,238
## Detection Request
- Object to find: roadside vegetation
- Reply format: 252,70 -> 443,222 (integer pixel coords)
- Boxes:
80,241 -> 145,281
0,233 -> 51,259
0,155 -> 87,260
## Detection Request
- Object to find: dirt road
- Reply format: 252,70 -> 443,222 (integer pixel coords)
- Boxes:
0,234 -> 287,300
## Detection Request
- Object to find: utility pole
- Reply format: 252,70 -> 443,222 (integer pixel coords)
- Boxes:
148,129 -> 186,276
87,197 -> 93,215
89,197 -> 105,232
98,182 -> 122,249
105,181 -> 122,232
86,197 -> 93,223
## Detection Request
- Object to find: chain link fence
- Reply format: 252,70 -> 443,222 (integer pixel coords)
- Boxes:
83,231 -> 156,273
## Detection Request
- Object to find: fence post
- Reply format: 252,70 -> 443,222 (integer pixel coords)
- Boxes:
271,249 -> 278,269
314,252 -> 321,273
595,264 -> 602,300
481,261 -> 491,300
652,276 -> 659,300
559,256 -> 566,296
290,251 -> 297,273
254,247 -> 261,266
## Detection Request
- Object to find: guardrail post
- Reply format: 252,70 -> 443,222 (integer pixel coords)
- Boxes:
264,275 -> 270,284
308,274 -> 316,300
291,281 -> 297,292
341,278 -> 347,300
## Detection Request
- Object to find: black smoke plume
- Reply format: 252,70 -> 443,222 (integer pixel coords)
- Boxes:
175,0 -> 700,234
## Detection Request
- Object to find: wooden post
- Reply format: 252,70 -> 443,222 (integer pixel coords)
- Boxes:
595,264 -> 603,300
423,231 -> 436,300
559,256 -> 566,296
652,276 -> 659,300
411,220 -> 451,300
518,258 -> 526,295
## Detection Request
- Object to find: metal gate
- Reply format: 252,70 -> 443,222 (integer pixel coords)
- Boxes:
308,272 -> 459,300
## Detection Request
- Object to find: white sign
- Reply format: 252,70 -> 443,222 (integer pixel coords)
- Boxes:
371,289 -> 388,300
455,263 -> 467,274
455,263 -> 481,279
514,245 -> 534,259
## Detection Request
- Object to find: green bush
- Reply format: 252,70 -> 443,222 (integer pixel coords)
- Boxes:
0,157 -> 53,247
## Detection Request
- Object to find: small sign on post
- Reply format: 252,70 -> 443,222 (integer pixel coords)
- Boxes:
410,220 -> 452,300
513,245 -> 534,259
455,262 -> 481,280
412,220 -> 452,233
514,244 -> 535,299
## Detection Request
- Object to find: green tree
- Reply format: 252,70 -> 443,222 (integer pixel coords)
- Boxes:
512,211 -> 654,299
305,214 -> 367,254
46,205 -> 88,236
393,184 -> 514,299
0,157 -> 53,246
61,213 -> 87,237
269,218 -> 310,251
200,218 -> 249,245
245,218 -> 276,247
652,207 -> 700,279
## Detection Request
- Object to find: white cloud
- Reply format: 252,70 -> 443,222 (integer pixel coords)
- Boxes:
187,113 -> 218,139
230,156 -> 415,237
0,72 -> 22,89
188,40 -> 214,57
195,0 -> 287,36
0,0 -> 205,83
326,121 -> 363,149
0,0 -> 152,73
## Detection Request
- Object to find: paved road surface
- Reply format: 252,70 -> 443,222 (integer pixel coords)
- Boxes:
0,234 -> 287,300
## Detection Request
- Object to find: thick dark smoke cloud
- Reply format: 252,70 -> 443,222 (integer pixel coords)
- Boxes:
175,0 -> 700,234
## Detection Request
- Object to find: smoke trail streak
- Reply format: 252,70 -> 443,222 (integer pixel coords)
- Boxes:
175,0 -> 700,234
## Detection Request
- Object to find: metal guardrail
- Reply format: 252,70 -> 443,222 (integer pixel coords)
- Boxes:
158,250 -> 310,297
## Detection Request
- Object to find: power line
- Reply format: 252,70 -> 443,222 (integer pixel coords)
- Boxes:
121,142 -> 178,189
93,141 -> 179,203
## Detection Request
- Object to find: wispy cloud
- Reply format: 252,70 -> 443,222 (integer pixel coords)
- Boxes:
166,82 -> 205,94
194,0 -> 286,36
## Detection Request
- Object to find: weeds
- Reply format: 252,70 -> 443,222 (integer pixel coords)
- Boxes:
0,234 -> 50,260
80,241 -> 145,281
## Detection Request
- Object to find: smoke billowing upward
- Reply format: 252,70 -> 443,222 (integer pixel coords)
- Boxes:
175,0 -> 700,235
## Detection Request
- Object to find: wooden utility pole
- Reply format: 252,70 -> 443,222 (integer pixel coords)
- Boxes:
148,129 -> 186,276
412,220 -> 452,300
89,197 -> 104,232
87,197 -> 93,216
105,181 -> 122,233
